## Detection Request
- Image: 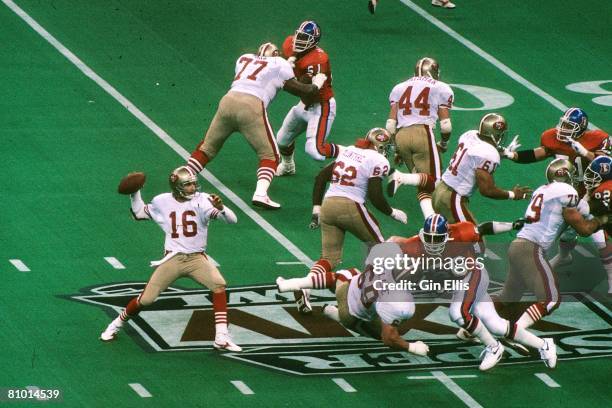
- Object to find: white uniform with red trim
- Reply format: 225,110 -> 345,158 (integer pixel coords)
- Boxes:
145,192 -> 222,253
324,146 -> 391,204
518,182 -> 582,252
230,54 -> 295,108
389,76 -> 454,129
346,271 -> 415,325
442,130 -> 501,197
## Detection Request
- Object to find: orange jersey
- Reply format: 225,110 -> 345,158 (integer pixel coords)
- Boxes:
392,221 -> 481,258
282,35 -> 334,103
541,128 -> 610,161
590,180 -> 612,235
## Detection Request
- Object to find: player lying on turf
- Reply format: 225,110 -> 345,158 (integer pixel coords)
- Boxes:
277,243 -> 429,356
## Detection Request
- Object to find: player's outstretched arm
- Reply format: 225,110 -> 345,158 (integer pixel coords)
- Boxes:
475,169 -> 531,200
504,146 -> 548,162
477,218 -> 526,236
563,207 -> 607,236
283,74 -> 326,99
367,178 -> 407,224
380,323 -> 429,356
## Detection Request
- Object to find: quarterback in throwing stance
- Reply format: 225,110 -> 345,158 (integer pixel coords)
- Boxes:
186,42 -> 326,209
276,20 -> 340,176
101,167 -> 242,352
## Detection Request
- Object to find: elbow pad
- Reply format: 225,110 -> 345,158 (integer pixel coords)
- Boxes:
386,119 -> 397,136
439,118 -> 452,135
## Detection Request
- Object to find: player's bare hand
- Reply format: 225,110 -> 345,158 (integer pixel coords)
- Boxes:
511,185 -> 532,200
209,194 -> 224,210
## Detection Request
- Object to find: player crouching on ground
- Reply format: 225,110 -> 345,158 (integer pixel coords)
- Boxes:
101,167 -> 242,352
276,243 -> 429,356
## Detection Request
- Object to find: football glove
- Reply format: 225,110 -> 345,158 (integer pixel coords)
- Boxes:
408,341 -> 429,356
437,139 -> 449,153
512,218 -> 527,230
311,73 -> 327,89
390,208 -> 408,224
287,56 -> 297,68
500,135 -> 521,159
309,205 -> 321,229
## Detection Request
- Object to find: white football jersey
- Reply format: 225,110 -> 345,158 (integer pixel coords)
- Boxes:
346,270 -> 414,325
145,192 -> 220,254
518,182 -> 580,251
441,130 -> 501,197
389,76 -> 454,128
230,53 -> 295,108
324,146 -> 391,204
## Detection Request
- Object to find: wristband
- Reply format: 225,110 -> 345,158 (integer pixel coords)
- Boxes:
507,191 -> 515,200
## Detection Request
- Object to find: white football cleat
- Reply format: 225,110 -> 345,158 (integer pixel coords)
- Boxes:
549,253 -> 573,269
479,341 -> 504,371
431,0 -> 456,8
252,194 -> 281,210
100,317 -> 123,342
276,160 -> 296,176
322,304 -> 340,322
456,328 -> 482,344
539,338 -> 557,368
294,289 -> 312,314
368,0 -> 377,14
276,276 -> 303,293
214,332 -> 242,352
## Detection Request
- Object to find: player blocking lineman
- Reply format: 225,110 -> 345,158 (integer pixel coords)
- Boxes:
386,57 -> 454,218
101,167 -> 242,352
185,42 -> 327,209
290,128 -> 407,313
497,159 -> 609,351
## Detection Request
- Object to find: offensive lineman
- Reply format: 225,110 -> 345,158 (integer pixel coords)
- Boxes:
386,57 -> 454,218
296,128 -> 408,313
496,159 -> 608,350
185,42 -> 326,209
100,167 -> 242,352
277,243 -> 430,356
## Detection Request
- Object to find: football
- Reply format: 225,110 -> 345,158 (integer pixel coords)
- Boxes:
117,172 -> 146,195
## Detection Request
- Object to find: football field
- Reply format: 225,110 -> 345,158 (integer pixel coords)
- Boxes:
1,0 -> 611,406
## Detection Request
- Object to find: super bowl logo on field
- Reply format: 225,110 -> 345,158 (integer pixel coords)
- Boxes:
69,283 -> 612,375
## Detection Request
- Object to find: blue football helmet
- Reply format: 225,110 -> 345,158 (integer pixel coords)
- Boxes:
419,214 -> 449,255
556,107 -> 588,142
293,21 -> 321,53
584,155 -> 612,191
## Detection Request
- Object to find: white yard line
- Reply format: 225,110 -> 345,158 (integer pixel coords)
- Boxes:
407,372 -> 482,408
484,248 -> 501,261
535,373 -> 561,388
332,378 -> 357,392
3,0 -> 314,268
9,259 -> 30,272
104,257 -> 126,269
399,0 -> 600,129
128,383 -> 152,398
230,380 -> 254,395
276,261 -> 307,265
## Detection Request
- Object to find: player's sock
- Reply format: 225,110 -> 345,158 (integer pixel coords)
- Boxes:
308,260 -> 334,289
508,322 -> 545,349
213,290 -> 228,334
187,142 -> 209,174
468,318 -> 497,347
119,297 -> 142,323
255,159 -> 277,196
517,303 -> 545,329
417,194 -> 435,219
